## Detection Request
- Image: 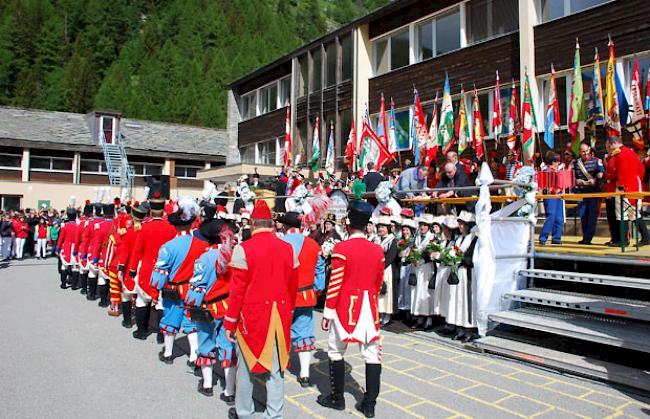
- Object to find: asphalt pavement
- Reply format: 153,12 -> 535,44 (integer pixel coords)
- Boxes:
1,258 -> 649,418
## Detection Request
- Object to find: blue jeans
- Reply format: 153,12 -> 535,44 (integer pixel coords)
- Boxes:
160,297 -> 196,335
540,199 -> 564,244
578,198 -> 600,242
235,343 -> 284,419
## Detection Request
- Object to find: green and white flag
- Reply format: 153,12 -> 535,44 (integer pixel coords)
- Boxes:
311,116 -> 320,172
438,74 -> 455,154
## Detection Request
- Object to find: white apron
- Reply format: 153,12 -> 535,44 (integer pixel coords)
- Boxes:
378,234 -> 395,314
410,232 -> 434,316
445,233 -> 477,328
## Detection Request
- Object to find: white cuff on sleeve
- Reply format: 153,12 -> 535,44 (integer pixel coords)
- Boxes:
323,307 -> 337,320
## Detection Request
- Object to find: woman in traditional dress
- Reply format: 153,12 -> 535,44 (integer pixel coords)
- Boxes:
445,211 -> 479,341
434,216 -> 460,337
397,218 -> 416,321
410,214 -> 435,330
377,215 -> 399,327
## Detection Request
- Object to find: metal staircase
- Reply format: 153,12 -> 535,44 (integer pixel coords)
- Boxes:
100,131 -> 134,198
473,268 -> 650,392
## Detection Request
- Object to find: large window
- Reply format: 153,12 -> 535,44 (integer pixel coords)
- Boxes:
258,140 -> 277,165
279,77 -> 291,108
311,48 -> 322,92
298,54 -> 308,97
80,159 -> 108,174
240,139 -> 279,166
241,145 -> 255,164
539,0 -> 611,23
341,35 -> 353,81
416,8 -> 461,61
174,165 -> 202,179
259,83 -> 278,114
241,76 -> 290,120
339,109 -> 352,158
0,152 -> 22,170
467,0 -> 518,45
325,42 -> 337,87
373,29 -> 410,75
30,155 -> 72,172
132,162 -> 162,176
241,93 -> 257,121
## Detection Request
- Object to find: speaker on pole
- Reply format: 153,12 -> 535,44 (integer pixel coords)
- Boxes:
146,175 -> 170,200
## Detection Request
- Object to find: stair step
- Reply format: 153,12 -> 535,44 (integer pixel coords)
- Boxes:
473,335 -> 650,392
519,269 -> 650,290
489,307 -> 650,353
506,288 -> 650,322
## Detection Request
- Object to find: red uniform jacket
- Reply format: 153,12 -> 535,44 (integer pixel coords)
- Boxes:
88,219 -> 113,266
128,218 -> 175,300
224,230 -> 298,373
13,220 -> 28,239
294,236 -> 322,307
56,221 -> 79,264
323,233 -> 385,343
117,223 -> 141,291
78,218 -> 101,264
606,146 -> 644,198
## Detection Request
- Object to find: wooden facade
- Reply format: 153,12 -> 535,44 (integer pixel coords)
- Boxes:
369,33 -> 520,113
534,0 -> 650,75
238,108 -> 286,146
368,0 -> 458,39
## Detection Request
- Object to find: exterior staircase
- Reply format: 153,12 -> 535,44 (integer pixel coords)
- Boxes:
100,131 -> 134,198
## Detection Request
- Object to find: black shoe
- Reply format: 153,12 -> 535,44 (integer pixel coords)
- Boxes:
79,273 -> 88,295
638,240 -> 650,246
438,324 -> 456,336
461,332 -> 478,343
121,302 -> 133,328
87,277 -> 98,300
60,282 -> 68,289
551,240 -> 562,245
220,392 -> 235,406
316,394 -> 346,411
452,329 -> 466,341
158,350 -> 173,364
228,407 -> 239,419
607,241 -> 629,247
156,331 -> 164,344
187,360 -> 196,369
197,380 -> 213,397
355,400 -> 376,418
297,376 -> 311,388
132,329 -> 148,340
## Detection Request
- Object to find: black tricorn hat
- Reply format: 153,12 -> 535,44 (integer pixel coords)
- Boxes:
132,201 -> 150,220
348,200 -> 373,229
102,204 -> 115,217
278,211 -> 301,228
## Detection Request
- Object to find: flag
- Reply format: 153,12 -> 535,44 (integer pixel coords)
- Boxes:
646,68 -> 650,143
410,89 -> 428,166
615,61 -> 630,128
522,68 -> 537,163
455,87 -> 470,154
472,88 -> 485,160
628,59 -> 646,150
589,48 -> 605,146
492,71 -> 503,139
506,80 -> 519,152
605,38 -> 621,137
425,92 -> 439,166
325,121 -> 336,175
310,116 -> 320,172
387,98 -> 398,158
283,105 -> 292,169
377,93 -> 389,150
544,64 -> 560,149
361,104 -> 392,170
568,40 -> 587,156
344,121 -> 356,172
438,74 -> 455,154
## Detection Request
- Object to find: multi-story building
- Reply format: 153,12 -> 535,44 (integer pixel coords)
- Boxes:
202,0 -> 650,182
0,107 -> 228,210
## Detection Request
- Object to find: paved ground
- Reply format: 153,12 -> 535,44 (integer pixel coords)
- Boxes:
1,258 -> 649,418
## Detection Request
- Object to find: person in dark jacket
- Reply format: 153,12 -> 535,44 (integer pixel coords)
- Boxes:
435,162 -> 474,212
362,162 -> 386,193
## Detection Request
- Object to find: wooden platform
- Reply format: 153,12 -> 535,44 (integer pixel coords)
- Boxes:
535,236 -> 650,263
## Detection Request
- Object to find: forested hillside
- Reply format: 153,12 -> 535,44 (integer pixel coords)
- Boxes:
0,0 -> 391,128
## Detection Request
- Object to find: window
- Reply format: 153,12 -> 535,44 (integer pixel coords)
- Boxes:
80,159 -> 108,174
298,54 -> 308,97
0,152 -> 21,169
416,7 -> 464,64
325,42 -> 337,87
467,0 -> 518,44
341,35 -> 353,81
260,83 -> 278,114
279,77 -> 290,108
101,116 -> 114,144
241,145 -> 255,164
131,162 -> 162,176
373,38 -> 389,75
339,109 -> 352,157
373,29 -> 410,75
174,165 -> 201,179
311,48 -> 322,92
30,156 -> 72,172
539,0 -> 611,23
258,140 -> 277,165
296,121 -> 308,164
241,93 -> 257,120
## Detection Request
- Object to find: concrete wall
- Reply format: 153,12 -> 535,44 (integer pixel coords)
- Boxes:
0,180 -> 203,211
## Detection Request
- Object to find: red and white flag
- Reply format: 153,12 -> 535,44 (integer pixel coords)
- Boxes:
472,88 -> 485,160
425,92 -> 439,166
283,105 -> 292,169
492,71 -> 503,139
344,121 -> 356,172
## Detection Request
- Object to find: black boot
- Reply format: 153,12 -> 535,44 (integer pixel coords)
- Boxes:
132,305 -> 150,340
121,301 -> 133,328
70,271 -> 80,290
86,276 -> 98,300
59,268 -> 68,289
66,267 -> 75,288
150,309 -> 164,344
97,285 -> 109,307
316,359 -> 345,410
80,272 -> 88,295
356,364 -> 381,418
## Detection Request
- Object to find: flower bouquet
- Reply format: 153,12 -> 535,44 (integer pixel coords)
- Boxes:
440,245 -> 464,285
321,237 -> 338,258
425,240 -> 443,254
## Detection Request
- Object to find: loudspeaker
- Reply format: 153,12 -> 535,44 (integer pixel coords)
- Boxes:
147,175 -> 170,200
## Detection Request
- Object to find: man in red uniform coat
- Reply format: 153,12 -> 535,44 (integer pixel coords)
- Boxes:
55,207 -> 80,289
604,136 -> 650,246
224,200 -> 298,419
127,196 -> 176,342
317,199 -> 385,418
88,203 -> 114,308
104,210 -> 131,318
79,202 -> 102,299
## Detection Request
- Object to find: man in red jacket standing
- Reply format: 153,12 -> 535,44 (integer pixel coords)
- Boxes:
604,136 -> 650,246
317,199 -> 385,418
224,200 -> 298,419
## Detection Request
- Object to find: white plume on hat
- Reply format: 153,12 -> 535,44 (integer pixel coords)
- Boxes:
143,186 -> 151,201
202,181 -> 216,201
69,195 -> 76,208
93,187 -> 100,203
176,196 -> 200,222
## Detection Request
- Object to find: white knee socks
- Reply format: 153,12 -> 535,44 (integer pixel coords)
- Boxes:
298,351 -> 312,378
201,366 -> 212,389
224,366 -> 236,396
163,334 -> 174,357
187,332 -> 198,362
